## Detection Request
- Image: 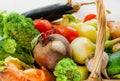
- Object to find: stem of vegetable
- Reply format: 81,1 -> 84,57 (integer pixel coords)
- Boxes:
105,37 -> 120,49
81,2 -> 96,6
72,2 -> 95,13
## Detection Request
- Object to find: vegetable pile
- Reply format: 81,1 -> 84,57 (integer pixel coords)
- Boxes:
0,10 -> 120,81
0,11 -> 39,65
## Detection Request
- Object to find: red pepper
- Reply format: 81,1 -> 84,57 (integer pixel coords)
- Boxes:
34,19 -> 52,33
54,25 -> 79,43
83,14 -> 96,22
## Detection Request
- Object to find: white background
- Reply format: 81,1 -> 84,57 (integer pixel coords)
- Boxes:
0,0 -> 120,21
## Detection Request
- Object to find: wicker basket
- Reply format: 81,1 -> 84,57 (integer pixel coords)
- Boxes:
82,0 -> 120,81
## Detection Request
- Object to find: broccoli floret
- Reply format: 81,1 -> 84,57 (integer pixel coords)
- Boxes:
3,38 -> 17,54
0,39 -> 12,61
53,58 -> 81,81
0,38 -> 17,60
0,38 -> 34,65
3,12 -> 39,51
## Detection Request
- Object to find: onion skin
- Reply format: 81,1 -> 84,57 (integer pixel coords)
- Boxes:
33,34 -> 72,71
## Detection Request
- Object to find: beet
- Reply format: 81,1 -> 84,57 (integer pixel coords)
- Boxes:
33,34 -> 72,71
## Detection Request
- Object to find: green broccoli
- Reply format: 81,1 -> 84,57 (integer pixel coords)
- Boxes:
0,38 -> 17,59
0,11 -> 38,65
3,38 -> 17,54
0,38 -> 34,65
0,11 -> 8,37
3,12 -> 39,51
0,39 -> 10,61
53,58 -> 81,81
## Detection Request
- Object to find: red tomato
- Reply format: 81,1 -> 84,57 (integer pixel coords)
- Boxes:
34,19 -> 52,33
83,14 -> 96,22
54,25 -> 79,43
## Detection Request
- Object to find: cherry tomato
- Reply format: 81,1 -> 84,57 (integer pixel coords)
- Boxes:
54,25 -> 79,43
83,14 -> 96,22
34,19 -> 52,33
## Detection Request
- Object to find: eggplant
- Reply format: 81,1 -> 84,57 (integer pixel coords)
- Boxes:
22,2 -> 95,21
22,3 -> 73,21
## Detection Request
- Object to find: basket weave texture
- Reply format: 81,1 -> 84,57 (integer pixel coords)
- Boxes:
84,0 -> 120,81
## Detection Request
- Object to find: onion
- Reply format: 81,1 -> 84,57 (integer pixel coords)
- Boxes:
33,34 -> 72,71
